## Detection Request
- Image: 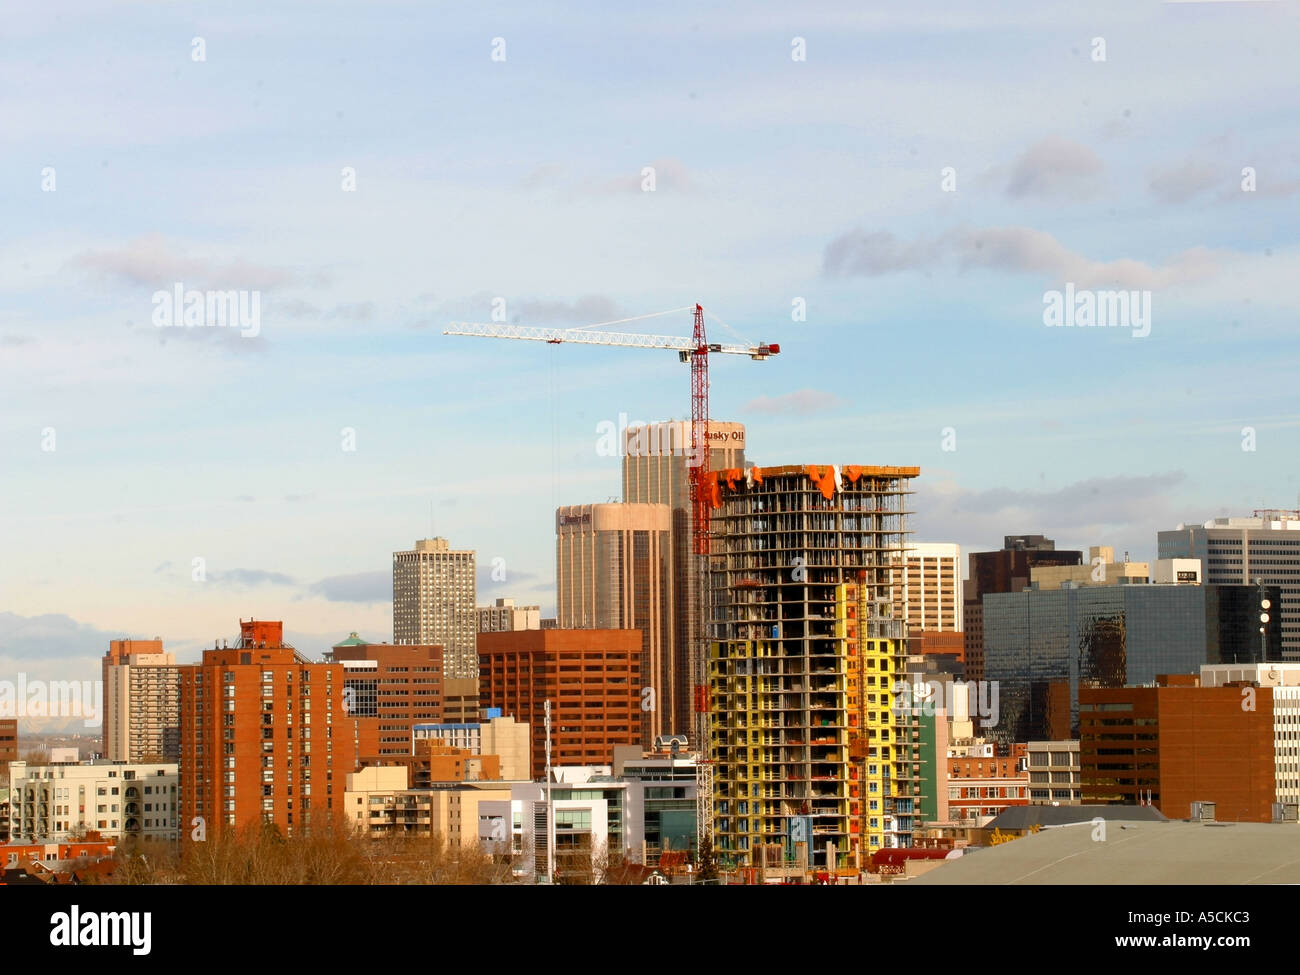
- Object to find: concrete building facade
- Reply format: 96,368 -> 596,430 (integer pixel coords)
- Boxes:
1026,740 -> 1082,804
1159,513 -> 1300,660
8,760 -> 178,843
102,638 -> 182,763
622,420 -> 746,744
891,542 -> 962,635
393,538 -> 477,679
708,463 -> 921,869
477,598 -> 541,633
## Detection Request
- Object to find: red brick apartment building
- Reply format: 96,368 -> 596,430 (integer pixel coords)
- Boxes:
0,719 -> 17,771
478,629 -> 641,780
179,620 -> 357,836
1080,676 -> 1276,821
946,754 -> 1029,822
325,635 -> 446,765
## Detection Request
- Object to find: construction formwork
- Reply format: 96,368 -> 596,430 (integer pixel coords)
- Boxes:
705,465 -> 922,871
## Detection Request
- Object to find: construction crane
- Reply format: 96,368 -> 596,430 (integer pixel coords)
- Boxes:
445,305 -> 780,851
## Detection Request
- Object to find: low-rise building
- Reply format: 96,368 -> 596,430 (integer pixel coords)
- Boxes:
1026,740 -> 1082,804
412,713 -> 531,781
8,760 -> 179,843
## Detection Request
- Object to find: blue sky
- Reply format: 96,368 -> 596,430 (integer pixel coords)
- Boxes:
2,0 -> 1299,696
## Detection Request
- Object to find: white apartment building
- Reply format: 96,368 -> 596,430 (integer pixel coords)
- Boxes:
477,597 -> 541,633
8,760 -> 179,843
393,537 -> 477,679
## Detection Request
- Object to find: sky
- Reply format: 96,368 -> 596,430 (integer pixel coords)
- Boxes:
2,0 -> 1299,711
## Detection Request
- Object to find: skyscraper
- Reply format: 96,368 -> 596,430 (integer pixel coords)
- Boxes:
983,582 -> 1282,746
708,463 -> 920,868
963,535 -> 1083,681
556,502 -> 674,744
393,537 -> 477,679
1159,512 -> 1300,661
622,420 -> 745,741
102,638 -> 182,763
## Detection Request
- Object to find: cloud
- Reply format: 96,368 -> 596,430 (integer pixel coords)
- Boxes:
282,493 -> 315,503
307,571 -> 391,604
328,302 -> 374,322
1148,160 -> 1221,204
825,224 -> 1223,289
1005,136 -> 1104,199
153,561 -> 173,574
911,472 -> 1187,562
742,389 -> 845,416
951,226 -> 1219,289
207,568 -> 297,588
597,157 -> 691,193
234,495 -> 256,503
515,295 -> 628,325
1,335 -> 35,347
477,566 -> 540,595
71,233 -> 296,290
823,230 -> 941,276
0,611 -> 126,661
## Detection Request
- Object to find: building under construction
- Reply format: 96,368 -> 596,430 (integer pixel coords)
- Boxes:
707,464 -> 923,873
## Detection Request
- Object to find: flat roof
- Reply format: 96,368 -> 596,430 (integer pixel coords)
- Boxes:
914,819 -> 1300,885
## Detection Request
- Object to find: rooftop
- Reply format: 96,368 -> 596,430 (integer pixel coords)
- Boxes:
915,818 -> 1300,885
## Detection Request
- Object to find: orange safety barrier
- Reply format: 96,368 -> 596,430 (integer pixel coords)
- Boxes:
806,465 -> 836,500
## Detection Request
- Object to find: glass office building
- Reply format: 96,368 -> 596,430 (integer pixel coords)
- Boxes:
984,583 -> 1281,747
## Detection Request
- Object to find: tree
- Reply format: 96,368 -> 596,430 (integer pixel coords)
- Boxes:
696,835 -> 720,883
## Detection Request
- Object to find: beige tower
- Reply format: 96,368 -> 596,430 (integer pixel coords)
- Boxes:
621,420 -> 745,742
393,538 -> 478,679
556,503 -> 674,745
102,638 -> 181,762
891,542 -> 963,635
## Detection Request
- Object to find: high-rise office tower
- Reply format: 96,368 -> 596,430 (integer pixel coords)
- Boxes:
709,463 -> 920,868
963,535 -> 1083,681
393,537 -> 477,679
622,420 -> 745,741
102,638 -> 182,762
478,629 -> 642,780
984,581 -> 1282,747
1159,512 -> 1300,661
178,620 -> 356,837
556,502 -> 674,745
890,542 -> 962,635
